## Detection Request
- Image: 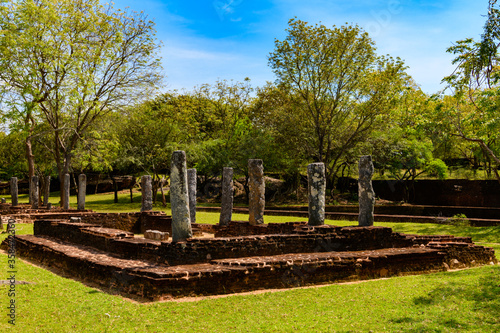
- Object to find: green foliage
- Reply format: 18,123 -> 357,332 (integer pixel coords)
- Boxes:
426,158 -> 449,179
441,0 -> 500,180
115,98 -> 181,175
267,18 -> 410,183
449,213 -> 471,227
0,0 -> 163,181
367,127 -> 437,181
0,130 -> 27,179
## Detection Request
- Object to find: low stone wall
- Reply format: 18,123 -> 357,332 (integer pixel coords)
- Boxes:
1,207 -> 172,234
214,221 -> 307,237
370,179 -> 500,207
30,212 -> 143,233
140,213 -> 172,234
263,204 -> 500,219
79,212 -> 144,233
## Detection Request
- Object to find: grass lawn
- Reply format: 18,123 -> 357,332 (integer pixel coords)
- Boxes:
0,193 -> 499,332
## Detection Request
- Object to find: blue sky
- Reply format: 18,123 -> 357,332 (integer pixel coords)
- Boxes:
111,0 -> 488,94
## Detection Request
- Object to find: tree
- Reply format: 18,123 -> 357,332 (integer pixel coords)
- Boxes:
443,0 -> 500,180
268,18 -> 408,185
0,130 -> 27,179
190,79 -> 255,177
0,0 -> 163,205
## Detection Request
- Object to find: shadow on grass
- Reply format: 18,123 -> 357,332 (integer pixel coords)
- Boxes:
398,267 -> 500,330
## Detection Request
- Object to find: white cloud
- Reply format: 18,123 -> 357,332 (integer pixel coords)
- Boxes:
113,0 -> 490,94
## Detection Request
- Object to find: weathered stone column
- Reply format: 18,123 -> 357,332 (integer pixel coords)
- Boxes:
170,151 -> 193,242
31,176 -> 39,209
63,174 -> 70,210
43,176 -> 51,206
307,163 -> 326,226
77,174 -> 87,211
141,175 -> 153,212
248,159 -> 265,225
10,177 -> 18,206
219,167 -> 234,226
187,168 -> 197,224
358,155 -> 375,226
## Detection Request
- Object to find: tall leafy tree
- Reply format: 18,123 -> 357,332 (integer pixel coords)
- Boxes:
268,19 -> 409,184
443,0 -> 500,179
0,0 -> 163,205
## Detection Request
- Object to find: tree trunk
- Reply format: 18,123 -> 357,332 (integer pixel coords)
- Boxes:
25,136 -> 35,204
160,177 -> 167,207
95,174 -> 100,194
459,135 -> 500,183
111,175 -> 118,203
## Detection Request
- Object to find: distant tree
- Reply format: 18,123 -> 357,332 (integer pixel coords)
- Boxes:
268,18 -> 409,185
0,0 -> 163,206
0,131 -> 27,179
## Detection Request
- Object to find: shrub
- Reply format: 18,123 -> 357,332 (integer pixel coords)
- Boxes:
450,213 -> 470,227
426,159 -> 449,179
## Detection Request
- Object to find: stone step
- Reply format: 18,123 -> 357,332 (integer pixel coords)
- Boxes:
212,247 -> 443,268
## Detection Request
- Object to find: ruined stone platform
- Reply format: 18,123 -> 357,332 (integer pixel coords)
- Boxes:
1,219 -> 496,301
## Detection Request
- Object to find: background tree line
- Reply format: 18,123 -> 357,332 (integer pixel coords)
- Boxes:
1,0 -> 500,202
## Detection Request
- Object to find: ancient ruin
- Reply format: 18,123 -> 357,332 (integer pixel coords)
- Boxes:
219,167 -> 234,226
248,159 -> 265,225
307,162 -> 326,226
187,168 -> 197,224
30,176 -> 39,209
10,177 -> 18,206
358,155 -> 375,226
78,174 -> 87,211
141,175 -> 153,212
0,153 -> 497,301
170,150 -> 193,242
63,173 -> 70,210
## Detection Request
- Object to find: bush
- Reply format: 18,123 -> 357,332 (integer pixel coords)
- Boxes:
426,159 -> 449,180
449,213 -> 470,227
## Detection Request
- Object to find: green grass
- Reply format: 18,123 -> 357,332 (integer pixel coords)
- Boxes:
0,197 -> 499,332
4,191 -> 163,213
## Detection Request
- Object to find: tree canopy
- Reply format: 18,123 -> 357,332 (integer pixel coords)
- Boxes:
268,18 -> 409,184
442,0 -> 500,180
0,0 -> 162,203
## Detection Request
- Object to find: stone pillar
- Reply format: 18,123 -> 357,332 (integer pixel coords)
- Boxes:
187,168 -> 197,224
358,155 -> 375,226
63,173 -> 70,210
31,176 -> 39,209
170,151 -> 193,242
307,163 -> 326,226
43,176 -> 51,206
10,177 -> 18,206
248,159 -> 265,225
219,167 -> 234,226
141,175 -> 153,212
77,174 -> 87,211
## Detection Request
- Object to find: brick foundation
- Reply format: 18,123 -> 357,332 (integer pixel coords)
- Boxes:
1,218 -> 496,301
